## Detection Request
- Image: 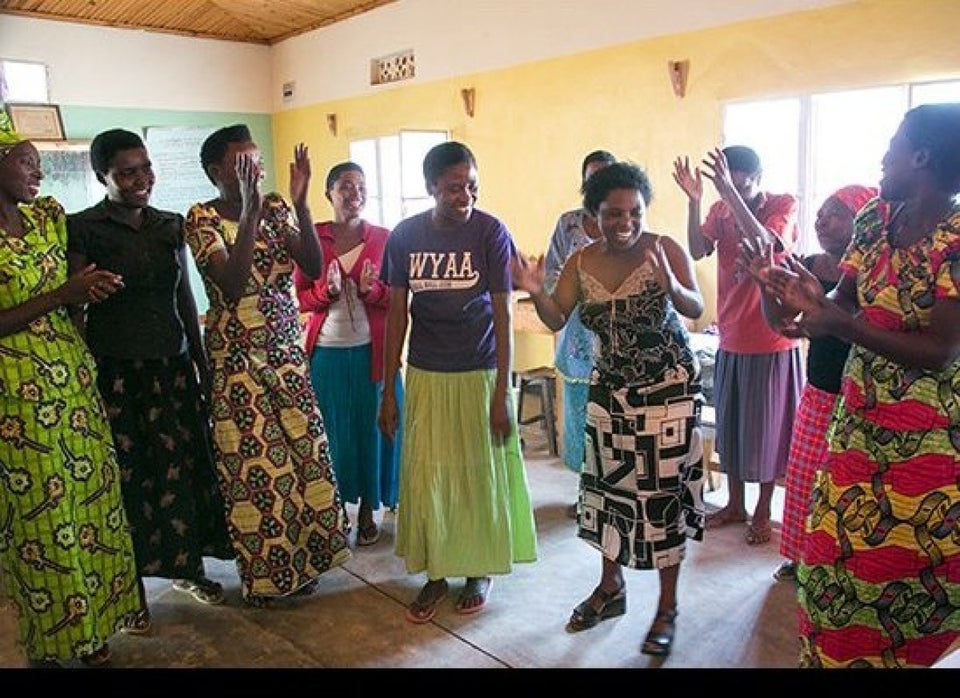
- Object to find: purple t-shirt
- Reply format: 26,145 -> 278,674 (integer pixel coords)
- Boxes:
381,209 -> 514,372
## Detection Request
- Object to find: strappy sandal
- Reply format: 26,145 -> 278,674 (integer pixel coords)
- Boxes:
773,561 -> 797,582
172,577 -> 225,605
566,583 -> 626,633
641,607 -> 678,657
79,643 -> 112,667
121,609 -> 151,635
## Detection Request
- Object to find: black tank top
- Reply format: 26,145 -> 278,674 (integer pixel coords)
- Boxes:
802,256 -> 851,394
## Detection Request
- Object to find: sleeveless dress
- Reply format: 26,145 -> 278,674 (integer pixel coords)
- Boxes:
575,249 -> 705,569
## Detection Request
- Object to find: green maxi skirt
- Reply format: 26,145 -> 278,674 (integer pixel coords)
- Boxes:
395,367 -> 538,579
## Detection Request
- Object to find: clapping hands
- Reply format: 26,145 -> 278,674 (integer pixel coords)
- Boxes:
358,258 -> 378,295
738,236 -> 828,337
236,151 -> 263,220
326,260 -> 342,297
61,264 -> 124,305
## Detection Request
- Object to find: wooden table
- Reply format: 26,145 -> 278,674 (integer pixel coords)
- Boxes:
512,292 -> 553,335
511,292 -> 563,451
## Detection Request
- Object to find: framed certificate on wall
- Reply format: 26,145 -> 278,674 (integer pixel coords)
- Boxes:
5,103 -> 65,141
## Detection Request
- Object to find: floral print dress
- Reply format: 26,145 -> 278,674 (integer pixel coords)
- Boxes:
0,197 -> 141,661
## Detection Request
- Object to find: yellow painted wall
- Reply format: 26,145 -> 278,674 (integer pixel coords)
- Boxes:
272,0 -> 960,369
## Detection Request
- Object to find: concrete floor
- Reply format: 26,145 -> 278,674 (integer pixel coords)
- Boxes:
1,428 -> 799,673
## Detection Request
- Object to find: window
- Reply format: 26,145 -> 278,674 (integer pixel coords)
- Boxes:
349,130 -> 448,230
0,59 -> 49,103
723,79 -> 960,254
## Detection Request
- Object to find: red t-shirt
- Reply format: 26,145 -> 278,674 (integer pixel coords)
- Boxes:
702,192 -> 801,354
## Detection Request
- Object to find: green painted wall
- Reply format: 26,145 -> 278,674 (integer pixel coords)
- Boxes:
59,106 -> 275,191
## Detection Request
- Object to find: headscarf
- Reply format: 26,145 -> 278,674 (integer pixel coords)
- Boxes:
0,110 -> 26,160
832,184 -> 878,217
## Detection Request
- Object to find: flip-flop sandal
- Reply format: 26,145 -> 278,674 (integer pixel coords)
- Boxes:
405,580 -> 448,624
172,578 -> 225,605
455,577 -> 492,615
773,561 -> 797,581
745,522 -> 772,546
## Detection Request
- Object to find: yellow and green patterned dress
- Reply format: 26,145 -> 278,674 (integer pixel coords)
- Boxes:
185,194 -> 350,600
0,197 -> 141,662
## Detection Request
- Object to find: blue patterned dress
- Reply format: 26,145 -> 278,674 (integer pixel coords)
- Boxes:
544,209 -> 599,472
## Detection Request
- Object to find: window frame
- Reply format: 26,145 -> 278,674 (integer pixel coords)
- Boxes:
349,129 -> 448,230
723,78 -> 960,255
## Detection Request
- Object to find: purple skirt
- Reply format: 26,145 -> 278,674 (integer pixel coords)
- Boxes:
713,348 -> 804,483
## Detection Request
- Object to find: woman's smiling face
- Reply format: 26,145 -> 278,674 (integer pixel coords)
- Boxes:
597,187 -> 645,250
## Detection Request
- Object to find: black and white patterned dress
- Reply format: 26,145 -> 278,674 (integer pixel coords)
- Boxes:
576,251 -> 705,570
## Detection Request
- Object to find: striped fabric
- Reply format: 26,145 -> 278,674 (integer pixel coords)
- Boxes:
797,199 -> 960,668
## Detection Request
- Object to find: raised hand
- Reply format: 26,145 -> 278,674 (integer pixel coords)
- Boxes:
672,156 -> 703,201
509,253 -> 546,294
358,258 -> 377,295
60,264 -> 124,305
236,151 -> 263,220
289,143 -> 311,209
700,147 -> 736,198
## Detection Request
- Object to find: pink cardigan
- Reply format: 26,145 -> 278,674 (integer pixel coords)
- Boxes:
294,220 -> 391,382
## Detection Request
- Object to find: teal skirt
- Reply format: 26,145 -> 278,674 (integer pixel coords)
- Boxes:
395,367 -> 538,579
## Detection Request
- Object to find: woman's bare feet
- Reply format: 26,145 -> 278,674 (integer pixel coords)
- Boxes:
704,506 -> 748,529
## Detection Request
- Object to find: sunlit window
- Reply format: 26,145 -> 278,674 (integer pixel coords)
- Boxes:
724,98 -> 801,198
0,59 -> 49,103
807,86 -> 906,244
350,130 -> 447,230
912,80 -> 960,105
723,79 -> 960,255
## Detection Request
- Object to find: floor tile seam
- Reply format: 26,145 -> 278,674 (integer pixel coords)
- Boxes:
341,567 -> 513,668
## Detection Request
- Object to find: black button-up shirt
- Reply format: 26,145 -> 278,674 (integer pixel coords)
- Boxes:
67,198 -> 189,359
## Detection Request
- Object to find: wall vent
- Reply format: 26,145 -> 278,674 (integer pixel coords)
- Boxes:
370,49 -> 415,86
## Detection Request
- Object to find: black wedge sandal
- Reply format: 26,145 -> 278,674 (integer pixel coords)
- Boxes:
641,607 -> 677,657
566,584 -> 627,633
